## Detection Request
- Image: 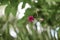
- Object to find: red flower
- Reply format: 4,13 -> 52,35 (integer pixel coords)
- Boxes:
28,16 -> 34,22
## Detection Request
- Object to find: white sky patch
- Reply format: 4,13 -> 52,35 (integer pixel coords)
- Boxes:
9,25 -> 17,38
35,0 -> 38,3
36,21 -> 43,34
31,0 -> 38,3
50,29 -> 55,38
16,2 -> 31,20
50,29 -> 58,40
0,5 -> 7,17
55,31 -> 58,40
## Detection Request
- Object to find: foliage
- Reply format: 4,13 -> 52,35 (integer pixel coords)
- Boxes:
0,0 -> 60,40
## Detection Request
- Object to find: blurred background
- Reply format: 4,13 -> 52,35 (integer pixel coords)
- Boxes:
0,0 -> 60,40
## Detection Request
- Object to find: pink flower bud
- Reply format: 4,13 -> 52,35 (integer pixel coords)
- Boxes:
28,16 -> 34,22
